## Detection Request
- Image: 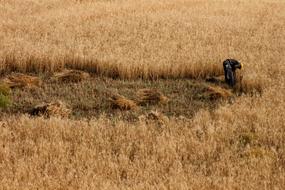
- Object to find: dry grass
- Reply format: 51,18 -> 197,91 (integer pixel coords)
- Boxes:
0,0 -> 284,189
109,94 -> 138,110
0,73 -> 42,88
137,88 -> 169,105
1,89 -> 284,189
30,100 -> 71,118
52,69 -> 90,83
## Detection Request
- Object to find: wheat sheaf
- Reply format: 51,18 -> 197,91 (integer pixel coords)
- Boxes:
136,88 -> 169,105
30,100 -> 71,118
109,94 -> 138,110
53,70 -> 90,83
204,85 -> 233,99
1,73 -> 42,88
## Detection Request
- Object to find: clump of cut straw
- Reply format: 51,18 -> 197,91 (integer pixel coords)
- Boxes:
30,100 -> 71,118
204,85 -> 234,99
109,94 -> 138,110
137,88 -> 169,105
53,70 -> 90,83
1,73 -> 42,89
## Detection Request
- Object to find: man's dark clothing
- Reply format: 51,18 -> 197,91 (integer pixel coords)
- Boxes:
223,59 -> 242,87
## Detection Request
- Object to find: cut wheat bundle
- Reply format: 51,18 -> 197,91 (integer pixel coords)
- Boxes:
53,69 -> 90,83
109,94 -> 138,110
30,100 -> 71,118
204,85 -> 233,99
136,88 -> 169,105
1,73 -> 42,88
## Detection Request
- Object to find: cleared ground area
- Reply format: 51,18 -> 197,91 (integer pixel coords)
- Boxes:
1,72 -> 232,121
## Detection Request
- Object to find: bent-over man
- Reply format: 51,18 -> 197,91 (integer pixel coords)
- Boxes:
223,59 -> 243,87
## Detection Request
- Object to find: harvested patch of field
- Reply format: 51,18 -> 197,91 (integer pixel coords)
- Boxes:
0,75 -> 228,121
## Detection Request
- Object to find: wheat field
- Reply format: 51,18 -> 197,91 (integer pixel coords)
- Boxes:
0,0 -> 285,189
1,0 -> 283,79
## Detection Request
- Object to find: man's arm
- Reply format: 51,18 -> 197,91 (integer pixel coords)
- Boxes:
230,59 -> 242,69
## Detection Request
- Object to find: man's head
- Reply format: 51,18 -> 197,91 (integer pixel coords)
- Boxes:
240,62 -> 243,70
